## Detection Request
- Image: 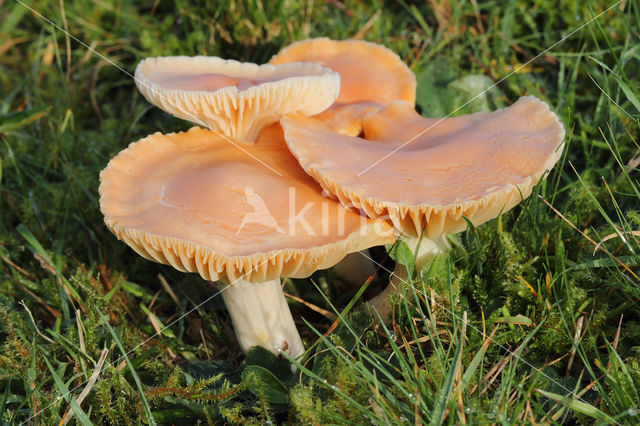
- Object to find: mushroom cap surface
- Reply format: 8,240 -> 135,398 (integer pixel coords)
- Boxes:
135,56 -> 340,142
281,96 -> 565,237
270,38 -> 415,105
99,125 -> 394,283
312,102 -> 381,136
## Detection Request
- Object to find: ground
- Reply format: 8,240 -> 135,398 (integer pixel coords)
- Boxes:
0,0 -> 639,424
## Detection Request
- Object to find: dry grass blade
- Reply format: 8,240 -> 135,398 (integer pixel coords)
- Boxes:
414,364 -> 421,426
479,337 -> 529,395
607,314 -> 623,370
1,254 -> 35,278
353,10 -> 381,39
284,292 -> 338,321
0,36 -> 30,56
199,327 -> 211,359
404,329 -> 448,346
593,230 -> 640,254
146,309 -> 177,359
158,274 -> 181,306
14,281 -> 61,318
508,352 -> 572,405
566,316 -> 584,375
76,310 -> 88,378
455,312 -> 467,424
60,348 -> 109,426
19,301 -> 55,343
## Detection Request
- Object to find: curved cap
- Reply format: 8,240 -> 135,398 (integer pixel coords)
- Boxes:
281,96 -> 565,237
312,102 -> 381,136
99,125 -> 394,283
134,56 -> 340,142
270,38 -> 415,106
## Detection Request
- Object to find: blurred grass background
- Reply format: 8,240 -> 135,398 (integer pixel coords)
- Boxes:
1,0 -> 639,424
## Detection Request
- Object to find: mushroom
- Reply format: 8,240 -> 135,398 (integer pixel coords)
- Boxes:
270,37 -> 417,287
280,96 -> 565,318
99,124 -> 394,357
134,56 -> 340,142
270,38 -> 416,136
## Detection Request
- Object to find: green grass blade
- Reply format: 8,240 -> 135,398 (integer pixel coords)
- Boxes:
459,331 -> 493,391
241,365 -> 289,405
589,56 -> 640,113
0,376 -> 12,422
603,337 -> 640,404
16,223 -> 52,264
0,105 -> 50,133
536,389 -> 610,422
96,307 -> 156,426
0,0 -> 32,35
429,327 -> 463,425
42,357 -> 93,426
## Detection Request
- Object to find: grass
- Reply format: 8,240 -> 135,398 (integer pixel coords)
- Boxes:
1,0 -> 639,424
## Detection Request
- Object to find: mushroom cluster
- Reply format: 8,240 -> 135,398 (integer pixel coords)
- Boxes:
99,38 -> 565,359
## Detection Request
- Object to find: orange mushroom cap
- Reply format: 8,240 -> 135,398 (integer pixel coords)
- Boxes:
134,56 -> 339,142
99,125 -> 394,283
281,96 -> 565,238
270,38 -> 415,136
270,38 -> 415,105
311,102 -> 382,136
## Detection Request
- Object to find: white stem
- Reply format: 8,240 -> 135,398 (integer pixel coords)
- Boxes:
368,235 -> 451,321
219,279 -> 305,359
366,262 -> 408,321
333,249 -> 376,286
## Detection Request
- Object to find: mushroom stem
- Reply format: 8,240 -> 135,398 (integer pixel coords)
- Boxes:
367,235 -> 450,321
219,278 -> 305,359
333,249 -> 377,286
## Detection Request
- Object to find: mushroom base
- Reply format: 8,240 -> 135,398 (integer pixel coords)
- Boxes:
367,235 -> 451,321
218,278 -> 305,359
